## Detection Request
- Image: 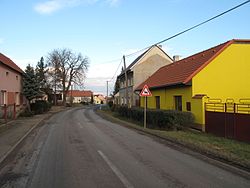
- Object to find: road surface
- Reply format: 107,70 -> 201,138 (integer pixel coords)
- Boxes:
0,107 -> 250,188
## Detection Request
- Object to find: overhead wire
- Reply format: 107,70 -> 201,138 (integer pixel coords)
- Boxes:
125,0 -> 250,58
109,58 -> 123,82
106,0 -> 250,91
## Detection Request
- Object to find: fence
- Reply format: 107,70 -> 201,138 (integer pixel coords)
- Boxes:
0,104 -> 17,124
205,100 -> 250,143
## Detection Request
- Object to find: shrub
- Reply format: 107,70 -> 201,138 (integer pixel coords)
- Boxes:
80,101 -> 89,105
108,101 -> 114,108
115,106 -> 194,130
110,104 -> 116,112
19,109 -> 34,117
31,100 -> 52,114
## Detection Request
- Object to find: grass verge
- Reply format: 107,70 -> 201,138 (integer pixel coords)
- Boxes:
97,109 -> 250,172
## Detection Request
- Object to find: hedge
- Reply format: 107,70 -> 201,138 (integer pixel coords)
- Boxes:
31,100 -> 52,114
115,106 -> 194,130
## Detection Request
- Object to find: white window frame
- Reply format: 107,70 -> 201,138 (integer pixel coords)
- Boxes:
1,90 -> 7,105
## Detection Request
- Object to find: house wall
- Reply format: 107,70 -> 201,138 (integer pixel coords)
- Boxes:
192,43 -> 250,102
0,64 -> 22,105
66,96 -> 92,103
140,86 -> 204,125
133,48 -> 172,89
120,46 -> 173,107
119,86 -> 134,106
94,96 -> 101,104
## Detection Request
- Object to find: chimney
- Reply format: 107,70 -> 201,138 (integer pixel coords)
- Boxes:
173,55 -> 181,62
158,45 -> 162,48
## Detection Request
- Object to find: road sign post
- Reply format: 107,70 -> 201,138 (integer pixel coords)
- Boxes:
139,85 -> 152,129
144,96 -> 147,128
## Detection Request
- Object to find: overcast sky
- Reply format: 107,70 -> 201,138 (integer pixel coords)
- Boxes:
1,0 -> 249,95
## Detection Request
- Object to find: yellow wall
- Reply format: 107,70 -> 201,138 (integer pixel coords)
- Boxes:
140,86 -> 204,125
140,43 -> 250,128
193,43 -> 250,102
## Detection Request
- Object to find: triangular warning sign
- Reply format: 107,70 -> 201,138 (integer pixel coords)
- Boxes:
139,85 -> 152,97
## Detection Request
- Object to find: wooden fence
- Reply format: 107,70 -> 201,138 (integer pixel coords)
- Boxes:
205,101 -> 250,143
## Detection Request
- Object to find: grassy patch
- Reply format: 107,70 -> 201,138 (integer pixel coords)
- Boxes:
153,130 -> 250,167
98,109 -> 250,170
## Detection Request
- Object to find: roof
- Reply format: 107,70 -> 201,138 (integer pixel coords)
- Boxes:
136,39 -> 250,91
0,53 -> 23,74
66,90 -> 93,97
118,45 -> 172,77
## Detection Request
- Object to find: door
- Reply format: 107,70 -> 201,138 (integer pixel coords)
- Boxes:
155,96 -> 160,109
174,96 -> 182,111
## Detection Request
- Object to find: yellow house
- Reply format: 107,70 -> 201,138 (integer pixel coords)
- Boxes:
136,39 -> 250,131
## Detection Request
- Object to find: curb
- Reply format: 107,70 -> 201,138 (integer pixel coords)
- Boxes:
0,107 -> 68,166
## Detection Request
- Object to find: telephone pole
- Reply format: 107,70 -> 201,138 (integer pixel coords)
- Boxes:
106,80 -> 110,100
123,55 -> 129,106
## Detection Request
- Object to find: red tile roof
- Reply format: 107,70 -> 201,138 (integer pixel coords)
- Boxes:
0,53 -> 23,73
66,90 -> 93,97
136,39 -> 250,91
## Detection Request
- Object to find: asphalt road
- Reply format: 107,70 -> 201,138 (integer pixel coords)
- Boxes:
1,107 -> 250,188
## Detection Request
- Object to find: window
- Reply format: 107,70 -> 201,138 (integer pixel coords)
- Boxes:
1,91 -> 7,105
186,102 -> 191,111
6,72 -> 9,76
174,96 -> 182,111
15,92 -> 20,105
16,75 -> 18,80
155,96 -> 160,109
130,78 -> 133,86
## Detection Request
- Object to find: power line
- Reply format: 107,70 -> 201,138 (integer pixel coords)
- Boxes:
154,0 -> 250,46
125,0 -> 250,58
109,58 -> 123,82
106,0 -> 250,82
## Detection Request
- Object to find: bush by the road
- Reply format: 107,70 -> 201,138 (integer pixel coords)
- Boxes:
31,100 -> 52,114
115,106 -> 194,130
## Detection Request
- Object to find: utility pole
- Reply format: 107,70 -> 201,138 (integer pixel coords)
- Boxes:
106,80 -> 110,102
71,84 -> 73,105
107,81 -> 109,98
123,55 -> 129,106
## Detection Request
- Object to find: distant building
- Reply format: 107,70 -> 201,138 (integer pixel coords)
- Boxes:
66,90 -> 93,104
93,94 -> 106,104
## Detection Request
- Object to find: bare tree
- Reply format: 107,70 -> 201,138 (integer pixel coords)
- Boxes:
47,49 -> 89,105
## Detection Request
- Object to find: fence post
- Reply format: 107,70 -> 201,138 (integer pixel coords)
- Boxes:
224,103 -> 227,138
4,104 -> 7,123
14,103 -> 16,119
233,103 -> 236,139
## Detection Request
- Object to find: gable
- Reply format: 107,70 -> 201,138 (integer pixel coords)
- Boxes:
0,53 -> 23,74
192,42 -> 250,99
130,45 -> 172,70
118,45 -> 172,78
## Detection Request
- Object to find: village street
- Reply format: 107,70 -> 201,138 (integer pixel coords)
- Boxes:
0,107 -> 250,188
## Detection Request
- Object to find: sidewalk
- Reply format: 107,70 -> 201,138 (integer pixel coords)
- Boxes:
0,106 -> 66,164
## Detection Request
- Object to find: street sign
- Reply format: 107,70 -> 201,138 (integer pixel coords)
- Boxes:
139,85 -> 152,97
139,85 -> 152,129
